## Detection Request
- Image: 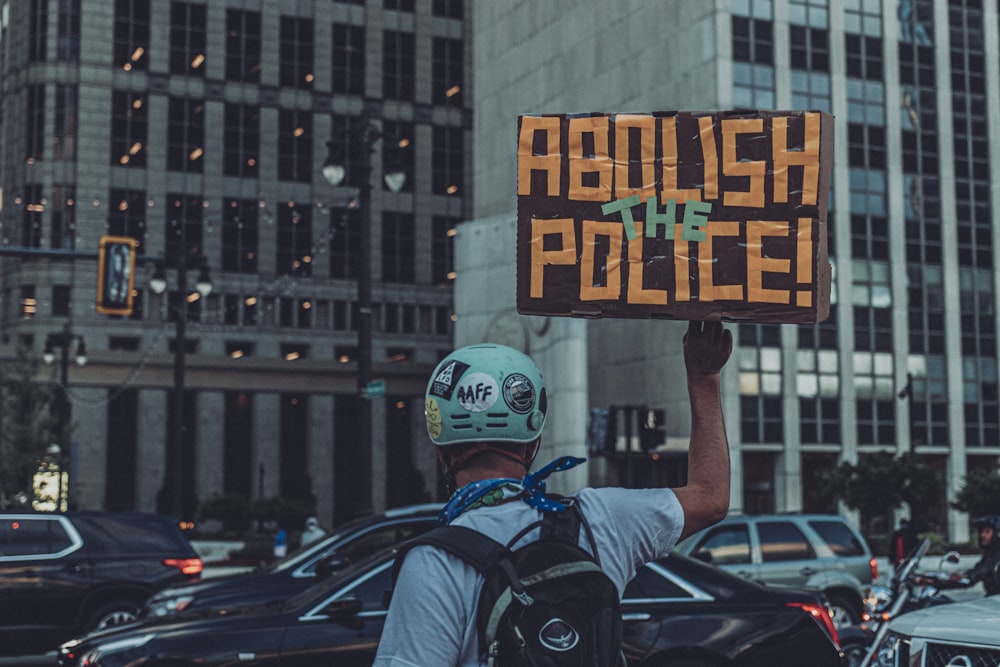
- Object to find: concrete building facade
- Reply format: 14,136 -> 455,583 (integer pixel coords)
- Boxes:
460,0 -> 1000,542
0,0 -> 470,527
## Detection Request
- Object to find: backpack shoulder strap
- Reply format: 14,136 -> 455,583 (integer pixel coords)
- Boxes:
391,525 -> 508,586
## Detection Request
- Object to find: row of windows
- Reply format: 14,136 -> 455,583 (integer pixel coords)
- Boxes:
18,187 -> 457,284
25,87 -> 465,193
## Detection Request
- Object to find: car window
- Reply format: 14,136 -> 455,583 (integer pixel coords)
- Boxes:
624,565 -> 693,600
334,521 -> 432,565
0,518 -> 73,557
691,525 -> 751,565
758,521 -> 816,562
808,520 -> 865,557
325,562 -> 393,613
78,515 -> 189,552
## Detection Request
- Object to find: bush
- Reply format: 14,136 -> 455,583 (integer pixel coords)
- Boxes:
252,496 -> 315,532
198,494 -> 255,535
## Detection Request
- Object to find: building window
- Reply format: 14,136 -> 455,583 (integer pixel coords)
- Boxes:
279,394 -> 310,502
433,0 -> 463,19
432,37 -> 463,105
732,1 -> 774,109
51,185 -> 76,250
738,324 -> 782,443
435,306 -> 451,335
222,104 -> 259,178
111,91 -> 147,167
225,9 -> 261,83
224,294 -> 258,326
222,199 -> 258,274
105,390 -> 138,511
328,115 -> 365,187
789,25 -> 829,72
329,207 -> 361,280
431,216 -> 457,285
280,16 -> 314,89
170,2 -> 207,76
22,184 -> 43,248
167,97 -> 205,173
433,126 -> 464,195
280,344 -> 309,361
332,23 -> 365,95
383,30 -> 415,100
54,85 -> 78,161
277,206 -> 312,277
382,212 -> 415,283
108,189 -> 147,252
385,0 -> 414,11
168,291 -> 203,324
57,0 -> 81,62
797,309 -> 840,444
114,0 -> 150,71
382,120 -> 414,192
52,285 -> 71,317
29,0 -> 47,62
278,109 -> 312,183
164,194 -> 204,267
26,85 -> 45,164
109,336 -> 141,351
846,34 -> 882,81
223,392 -> 253,497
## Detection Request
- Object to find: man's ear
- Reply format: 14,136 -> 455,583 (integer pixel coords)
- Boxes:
437,448 -> 450,467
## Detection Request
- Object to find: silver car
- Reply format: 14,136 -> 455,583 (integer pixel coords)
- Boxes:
864,595 -> 1000,666
675,513 -> 875,628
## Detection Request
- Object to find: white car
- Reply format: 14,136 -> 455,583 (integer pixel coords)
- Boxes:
865,594 -> 1000,666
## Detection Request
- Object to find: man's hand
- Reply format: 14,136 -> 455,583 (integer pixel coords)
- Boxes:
683,321 -> 733,377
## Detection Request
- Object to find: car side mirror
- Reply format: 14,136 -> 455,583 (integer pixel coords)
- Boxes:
322,596 -> 364,627
941,551 -> 961,566
693,549 -> 713,564
315,553 -> 349,581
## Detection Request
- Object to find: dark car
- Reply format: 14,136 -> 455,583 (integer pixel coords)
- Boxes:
59,548 -> 843,667
0,511 -> 202,656
141,503 -> 440,618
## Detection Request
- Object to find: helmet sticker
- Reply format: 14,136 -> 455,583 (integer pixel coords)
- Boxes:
502,373 -> 535,414
425,397 -> 443,440
429,360 -> 470,400
455,372 -> 500,413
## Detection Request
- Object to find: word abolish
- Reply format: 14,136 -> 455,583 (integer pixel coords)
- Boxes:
515,110 -> 833,324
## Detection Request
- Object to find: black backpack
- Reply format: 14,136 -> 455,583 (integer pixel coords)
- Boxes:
392,501 -> 624,667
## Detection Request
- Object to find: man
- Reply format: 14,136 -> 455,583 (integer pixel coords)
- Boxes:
374,320 -> 732,666
917,515 -> 1000,596
888,518 -> 918,568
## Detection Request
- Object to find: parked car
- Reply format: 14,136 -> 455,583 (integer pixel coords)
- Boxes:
60,547 -> 843,667
862,594 -> 1000,667
675,512 -> 875,627
0,511 -> 203,656
142,502 -> 440,618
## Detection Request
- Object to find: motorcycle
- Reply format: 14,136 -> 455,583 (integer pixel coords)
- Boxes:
838,538 -> 961,667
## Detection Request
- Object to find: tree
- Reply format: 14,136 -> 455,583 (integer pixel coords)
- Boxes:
0,344 -> 61,508
951,470 -> 1000,520
827,451 -> 944,533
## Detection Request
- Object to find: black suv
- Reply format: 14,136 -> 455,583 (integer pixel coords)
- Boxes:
0,511 -> 203,656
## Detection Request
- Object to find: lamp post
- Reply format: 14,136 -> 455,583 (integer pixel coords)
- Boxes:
43,323 -> 86,509
149,244 -> 212,520
323,120 -> 405,518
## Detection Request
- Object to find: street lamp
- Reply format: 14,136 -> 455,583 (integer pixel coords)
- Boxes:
149,245 -> 212,521
323,120 -> 405,518
42,323 -> 86,509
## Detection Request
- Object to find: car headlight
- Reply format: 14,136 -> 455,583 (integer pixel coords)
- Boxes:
868,631 -> 909,667
863,584 -> 892,615
82,633 -> 155,664
145,594 -> 194,617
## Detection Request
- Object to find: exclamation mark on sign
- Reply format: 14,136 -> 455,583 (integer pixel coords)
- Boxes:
797,218 -> 812,307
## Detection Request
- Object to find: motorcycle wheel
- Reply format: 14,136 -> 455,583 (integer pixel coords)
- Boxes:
840,637 -> 869,667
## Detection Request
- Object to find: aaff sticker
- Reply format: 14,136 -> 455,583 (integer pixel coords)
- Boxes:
429,360 -> 470,400
502,374 -> 536,414
456,372 -> 499,413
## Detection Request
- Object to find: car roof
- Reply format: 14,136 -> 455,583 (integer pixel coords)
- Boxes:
885,595 -> 1000,646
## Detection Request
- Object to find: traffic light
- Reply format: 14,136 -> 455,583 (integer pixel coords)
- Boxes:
96,235 -> 139,315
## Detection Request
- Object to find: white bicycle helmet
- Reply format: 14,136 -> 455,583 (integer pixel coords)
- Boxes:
425,344 -> 547,446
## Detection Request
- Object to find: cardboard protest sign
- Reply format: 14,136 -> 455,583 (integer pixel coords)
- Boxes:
516,111 -> 833,323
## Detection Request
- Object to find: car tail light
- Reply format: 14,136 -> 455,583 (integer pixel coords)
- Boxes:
870,557 -> 878,582
164,557 -> 203,575
788,601 -> 840,649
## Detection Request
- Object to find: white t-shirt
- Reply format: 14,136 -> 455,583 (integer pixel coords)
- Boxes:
373,486 -> 685,667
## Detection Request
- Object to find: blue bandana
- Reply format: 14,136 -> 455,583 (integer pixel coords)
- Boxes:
438,456 -> 586,525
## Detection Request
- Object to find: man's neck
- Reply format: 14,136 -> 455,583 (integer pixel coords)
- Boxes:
454,463 -> 527,489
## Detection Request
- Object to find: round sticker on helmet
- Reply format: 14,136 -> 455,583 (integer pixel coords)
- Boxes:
425,397 -> 442,439
455,372 -> 499,413
502,373 -> 535,414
